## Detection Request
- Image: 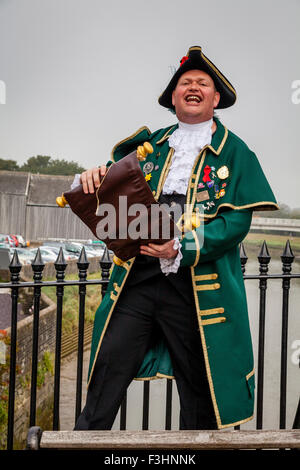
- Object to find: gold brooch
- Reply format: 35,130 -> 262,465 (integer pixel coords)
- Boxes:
217,166 -> 229,180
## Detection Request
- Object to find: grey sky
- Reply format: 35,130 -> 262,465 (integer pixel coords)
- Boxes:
0,0 -> 299,208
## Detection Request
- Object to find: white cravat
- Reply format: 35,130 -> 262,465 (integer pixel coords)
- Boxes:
162,118 -> 213,195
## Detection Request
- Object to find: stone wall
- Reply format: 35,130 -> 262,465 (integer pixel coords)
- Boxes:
0,293 -> 57,449
9,297 -> 57,379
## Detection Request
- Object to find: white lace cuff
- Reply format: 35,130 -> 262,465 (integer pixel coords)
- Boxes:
159,237 -> 183,275
70,173 -> 81,190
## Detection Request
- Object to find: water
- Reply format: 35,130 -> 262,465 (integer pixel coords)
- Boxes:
59,253 -> 300,431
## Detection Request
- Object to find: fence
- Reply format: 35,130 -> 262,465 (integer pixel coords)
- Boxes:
0,171 -> 95,241
0,240 -> 299,450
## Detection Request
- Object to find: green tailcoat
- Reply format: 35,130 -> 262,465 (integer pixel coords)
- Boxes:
87,118 -> 278,429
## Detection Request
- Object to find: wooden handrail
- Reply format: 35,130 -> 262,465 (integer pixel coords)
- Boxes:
27,427 -> 300,450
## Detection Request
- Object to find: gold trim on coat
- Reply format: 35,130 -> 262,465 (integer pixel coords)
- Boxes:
219,414 -> 254,429
195,201 -> 280,220
155,148 -> 175,200
246,368 -> 255,381
110,292 -> 118,301
110,126 -> 151,162
134,372 -> 175,381
199,307 -> 224,316
207,125 -> 228,156
87,259 -> 135,388
191,267 -> 222,427
195,273 -> 218,281
195,283 -> 220,291
156,126 -> 177,145
202,317 -> 226,326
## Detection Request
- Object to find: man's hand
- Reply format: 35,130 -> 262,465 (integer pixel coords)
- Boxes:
140,240 -> 178,259
80,165 -> 107,194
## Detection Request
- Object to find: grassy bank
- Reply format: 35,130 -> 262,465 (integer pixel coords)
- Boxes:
243,232 -> 300,259
42,271 -> 104,335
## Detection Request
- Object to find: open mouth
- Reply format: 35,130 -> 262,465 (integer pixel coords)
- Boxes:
185,95 -> 202,103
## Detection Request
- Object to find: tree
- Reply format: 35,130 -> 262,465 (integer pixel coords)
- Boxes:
0,158 -> 19,171
45,158 -> 86,176
0,156 -> 86,175
20,155 -> 52,173
19,155 -> 86,175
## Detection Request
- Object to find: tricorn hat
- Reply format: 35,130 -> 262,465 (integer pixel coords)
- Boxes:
158,46 -> 236,110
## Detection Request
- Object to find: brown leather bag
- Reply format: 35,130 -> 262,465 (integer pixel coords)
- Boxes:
57,148 -> 180,261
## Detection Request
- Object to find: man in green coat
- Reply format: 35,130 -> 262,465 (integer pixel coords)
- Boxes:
74,46 -> 278,430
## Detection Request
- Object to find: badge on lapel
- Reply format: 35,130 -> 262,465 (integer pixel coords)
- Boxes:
217,165 -> 229,180
196,190 -> 210,203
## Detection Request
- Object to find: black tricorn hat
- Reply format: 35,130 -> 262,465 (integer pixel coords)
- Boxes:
158,46 -> 236,110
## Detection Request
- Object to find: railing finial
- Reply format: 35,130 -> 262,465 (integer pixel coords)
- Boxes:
239,242 -> 248,273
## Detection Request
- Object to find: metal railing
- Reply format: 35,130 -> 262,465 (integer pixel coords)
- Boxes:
0,240 -> 299,450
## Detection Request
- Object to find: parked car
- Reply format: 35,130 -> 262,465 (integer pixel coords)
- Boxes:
10,234 -> 28,247
11,248 -> 35,265
0,242 -> 9,249
0,247 -> 34,266
42,245 -> 77,261
29,247 -> 58,263
0,235 -> 15,247
64,242 -> 96,258
83,244 -> 105,257
41,240 -> 107,259
0,234 -> 28,248
0,234 -> 9,244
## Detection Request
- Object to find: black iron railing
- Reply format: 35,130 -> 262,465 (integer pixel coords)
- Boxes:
0,240 -> 299,450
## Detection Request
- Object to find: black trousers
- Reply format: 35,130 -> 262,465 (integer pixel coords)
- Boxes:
74,272 -> 217,430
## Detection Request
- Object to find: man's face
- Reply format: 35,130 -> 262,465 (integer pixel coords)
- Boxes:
171,69 -> 220,123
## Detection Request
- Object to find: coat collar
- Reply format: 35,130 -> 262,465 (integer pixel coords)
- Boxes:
156,117 -> 228,156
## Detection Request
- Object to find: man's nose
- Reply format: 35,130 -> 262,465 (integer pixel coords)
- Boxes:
188,82 -> 200,92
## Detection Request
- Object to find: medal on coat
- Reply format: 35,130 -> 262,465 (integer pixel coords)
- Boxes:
196,190 -> 210,202
143,161 -> 154,174
217,165 -> 229,179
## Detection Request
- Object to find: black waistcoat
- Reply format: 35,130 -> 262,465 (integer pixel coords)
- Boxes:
126,193 -> 193,304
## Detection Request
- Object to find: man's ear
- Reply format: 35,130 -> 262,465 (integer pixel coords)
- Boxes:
213,91 -> 221,109
171,91 -> 175,107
